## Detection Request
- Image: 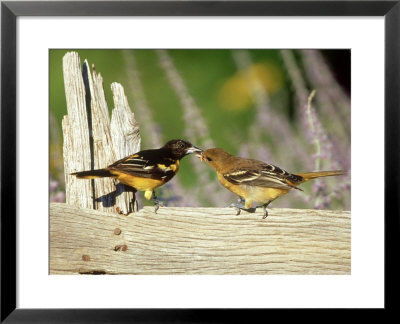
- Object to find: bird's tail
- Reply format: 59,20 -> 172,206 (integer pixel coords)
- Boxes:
71,169 -> 113,179
295,170 -> 347,183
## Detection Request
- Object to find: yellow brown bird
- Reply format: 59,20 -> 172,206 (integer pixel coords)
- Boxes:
71,139 -> 202,212
200,148 -> 347,218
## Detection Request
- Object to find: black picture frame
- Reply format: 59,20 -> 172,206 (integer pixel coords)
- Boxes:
1,0 -> 398,322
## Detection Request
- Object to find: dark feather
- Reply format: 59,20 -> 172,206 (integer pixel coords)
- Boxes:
71,169 -> 113,178
223,163 -> 303,191
107,149 -> 178,181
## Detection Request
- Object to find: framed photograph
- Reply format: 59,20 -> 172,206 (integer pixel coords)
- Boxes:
1,0 -> 398,321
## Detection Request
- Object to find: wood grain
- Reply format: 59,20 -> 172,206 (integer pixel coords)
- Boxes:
50,203 -> 351,275
62,53 -> 92,209
110,82 -> 141,214
62,52 -> 140,214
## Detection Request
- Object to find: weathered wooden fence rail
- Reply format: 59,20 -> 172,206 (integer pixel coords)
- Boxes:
53,51 -> 351,275
50,203 -> 350,275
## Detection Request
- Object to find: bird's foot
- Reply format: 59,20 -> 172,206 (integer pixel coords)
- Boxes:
154,200 -> 164,213
227,202 -> 245,215
227,202 -> 256,216
152,191 -> 164,213
255,201 -> 271,219
262,206 -> 268,219
225,197 -> 246,214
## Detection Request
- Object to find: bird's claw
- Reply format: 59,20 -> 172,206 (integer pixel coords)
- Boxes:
256,202 -> 271,219
235,207 -> 241,216
228,198 -> 266,217
151,191 -> 165,213
153,199 -> 164,213
227,202 -> 246,215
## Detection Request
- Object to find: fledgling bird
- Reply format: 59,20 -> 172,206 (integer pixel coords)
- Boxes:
199,148 -> 347,219
71,139 -> 202,212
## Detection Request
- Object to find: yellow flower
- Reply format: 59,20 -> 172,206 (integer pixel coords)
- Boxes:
218,63 -> 283,112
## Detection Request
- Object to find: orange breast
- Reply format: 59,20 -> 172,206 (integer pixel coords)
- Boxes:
113,172 -> 165,192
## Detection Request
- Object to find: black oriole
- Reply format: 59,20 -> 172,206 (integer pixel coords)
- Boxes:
72,139 -> 202,211
200,148 -> 347,218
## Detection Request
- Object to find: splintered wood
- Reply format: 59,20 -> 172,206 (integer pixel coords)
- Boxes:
50,203 -> 351,275
62,52 -> 140,214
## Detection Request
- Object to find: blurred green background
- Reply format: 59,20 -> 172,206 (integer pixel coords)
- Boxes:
50,49 -> 351,210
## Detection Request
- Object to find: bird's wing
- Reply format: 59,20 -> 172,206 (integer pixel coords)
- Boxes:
107,149 -> 177,180
223,164 -> 303,190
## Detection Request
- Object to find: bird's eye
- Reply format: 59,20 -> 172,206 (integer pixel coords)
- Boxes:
206,157 -> 212,162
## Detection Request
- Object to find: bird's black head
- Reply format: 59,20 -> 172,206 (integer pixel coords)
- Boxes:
162,139 -> 203,159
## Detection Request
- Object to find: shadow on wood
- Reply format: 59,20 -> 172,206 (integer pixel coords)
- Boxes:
50,202 -> 351,275
93,183 -> 137,209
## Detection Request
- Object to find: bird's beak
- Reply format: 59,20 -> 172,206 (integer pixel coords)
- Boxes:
186,146 -> 203,156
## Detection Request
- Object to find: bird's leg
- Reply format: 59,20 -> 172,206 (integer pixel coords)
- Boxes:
227,197 -> 246,215
152,191 -> 164,213
256,201 -> 272,219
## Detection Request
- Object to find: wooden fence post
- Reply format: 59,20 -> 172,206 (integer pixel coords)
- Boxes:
62,52 -> 140,214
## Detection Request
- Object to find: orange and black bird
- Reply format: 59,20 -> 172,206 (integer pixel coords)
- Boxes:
71,139 -> 202,212
200,148 -> 347,219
